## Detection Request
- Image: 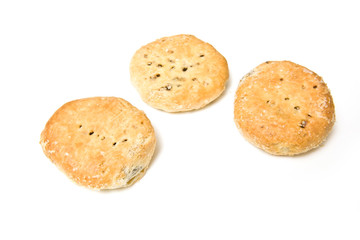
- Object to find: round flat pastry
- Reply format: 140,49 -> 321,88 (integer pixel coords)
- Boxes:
40,97 -> 156,190
130,34 -> 229,112
234,61 -> 335,156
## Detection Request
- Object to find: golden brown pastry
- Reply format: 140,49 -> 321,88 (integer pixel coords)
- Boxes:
130,34 -> 229,112
40,97 -> 156,189
234,61 -> 335,155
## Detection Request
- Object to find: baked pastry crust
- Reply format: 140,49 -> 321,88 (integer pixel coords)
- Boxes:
130,34 -> 229,112
40,97 -> 156,189
234,61 -> 335,155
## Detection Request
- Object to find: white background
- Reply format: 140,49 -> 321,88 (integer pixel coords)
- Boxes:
1,0 -> 359,239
